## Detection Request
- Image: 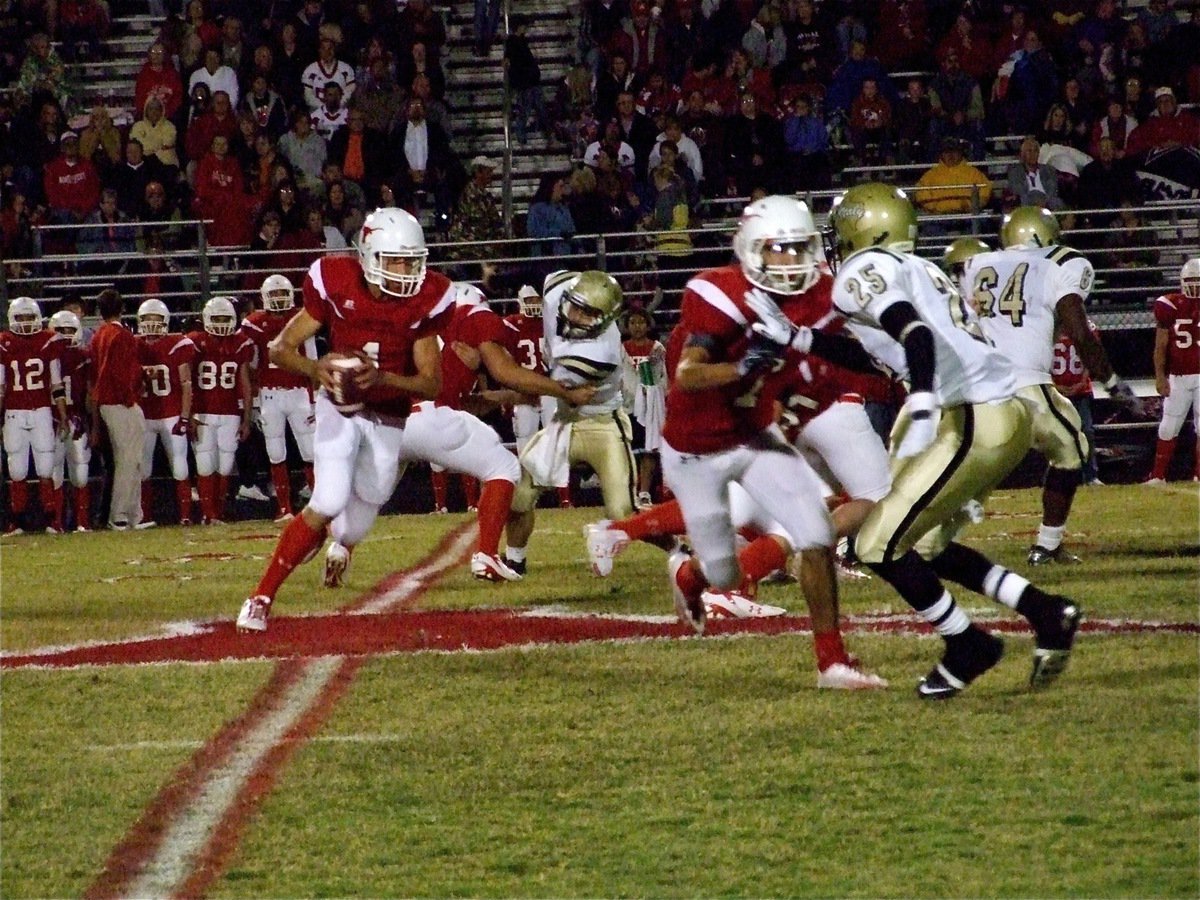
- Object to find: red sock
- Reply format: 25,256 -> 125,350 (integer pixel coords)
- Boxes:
141,481 -> 155,522
431,470 -> 448,510
463,476 -> 480,509
738,537 -> 788,593
1195,441 -> 1200,480
74,485 -> 91,529
304,464 -> 314,490
1151,438 -> 1176,480
175,479 -> 193,523
476,479 -> 515,556
813,630 -> 850,672
556,486 -> 572,508
37,480 -> 59,529
271,462 -> 292,516
676,556 -> 708,597
216,474 -> 228,520
10,480 -> 29,515
50,484 -> 64,530
616,499 -> 686,542
197,474 -> 216,522
254,514 -> 326,601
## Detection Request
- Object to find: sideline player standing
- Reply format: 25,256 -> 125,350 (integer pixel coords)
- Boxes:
47,309 -> 93,532
654,194 -> 884,688
1146,258 -> 1200,483
238,207 -> 454,633
813,182 -> 1081,698
958,206 -> 1140,564
1,298 -> 68,534
239,274 -> 317,522
136,299 -> 196,526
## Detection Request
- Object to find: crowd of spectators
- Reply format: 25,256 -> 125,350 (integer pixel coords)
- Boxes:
1,0 -> 1198,312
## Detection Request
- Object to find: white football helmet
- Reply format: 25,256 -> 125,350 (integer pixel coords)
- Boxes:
517,284 -> 542,318
260,273 -> 295,312
1182,257 -> 1200,299
357,207 -> 428,298
7,297 -> 42,335
48,309 -> 81,345
733,195 -> 822,295
137,298 -> 171,336
202,296 -> 238,336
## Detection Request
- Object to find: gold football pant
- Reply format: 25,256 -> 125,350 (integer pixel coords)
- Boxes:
855,397 -> 1032,565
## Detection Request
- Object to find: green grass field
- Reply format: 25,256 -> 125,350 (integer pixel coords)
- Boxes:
2,483 -> 1197,898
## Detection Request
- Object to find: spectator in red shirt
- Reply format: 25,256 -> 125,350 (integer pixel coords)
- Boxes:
42,130 -> 100,244
193,134 -> 253,248
184,89 -> 238,171
134,42 -> 184,121
1125,86 -> 1200,159
89,288 -> 147,530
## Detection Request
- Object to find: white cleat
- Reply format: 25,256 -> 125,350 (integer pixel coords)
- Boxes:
701,590 -> 787,619
236,595 -> 270,633
273,512 -> 295,524
237,485 -> 271,502
817,662 -> 889,690
471,551 -> 523,581
1143,477 -> 1166,486
324,542 -> 351,588
584,520 -> 629,577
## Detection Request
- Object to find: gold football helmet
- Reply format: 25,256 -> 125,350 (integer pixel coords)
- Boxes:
999,206 -> 1060,248
826,182 -> 918,268
941,236 -> 991,292
557,270 -> 624,340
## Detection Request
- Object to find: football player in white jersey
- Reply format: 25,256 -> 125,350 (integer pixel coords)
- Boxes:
954,207 -> 1140,565
502,270 -> 635,575
750,183 -> 1082,698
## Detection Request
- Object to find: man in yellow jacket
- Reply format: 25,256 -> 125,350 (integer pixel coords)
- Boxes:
913,137 -> 993,215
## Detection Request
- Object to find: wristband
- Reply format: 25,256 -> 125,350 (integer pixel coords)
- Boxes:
789,326 -> 813,354
906,390 -> 937,419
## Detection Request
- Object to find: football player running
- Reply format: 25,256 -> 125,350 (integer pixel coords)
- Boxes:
955,207 -> 1140,564
0,298 -> 69,535
1145,257 -> 1200,483
799,182 -> 1082,698
322,281 -> 595,586
136,299 -> 197,526
187,297 -> 255,524
501,270 -> 635,576
652,194 -> 885,689
48,309 -> 92,532
239,274 -> 317,522
238,207 -> 455,632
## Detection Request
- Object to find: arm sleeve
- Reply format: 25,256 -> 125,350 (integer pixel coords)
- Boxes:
880,302 -> 935,395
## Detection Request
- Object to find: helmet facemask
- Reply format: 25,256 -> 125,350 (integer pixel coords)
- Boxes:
742,235 -> 821,295
556,272 -> 623,340
261,274 -> 295,312
1181,258 -> 1200,299
203,297 -> 238,336
8,298 -> 42,335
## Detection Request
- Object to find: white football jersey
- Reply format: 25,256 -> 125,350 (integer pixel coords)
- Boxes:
832,247 -> 1016,406
542,271 -> 626,418
965,245 -> 1094,390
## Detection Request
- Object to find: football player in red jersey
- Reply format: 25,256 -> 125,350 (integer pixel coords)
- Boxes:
1052,321 -> 1102,486
238,207 -> 456,632
136,299 -> 197,526
47,310 -> 94,532
1147,257 -> 1200,483
239,274 -> 317,521
325,282 -> 595,585
656,195 -> 885,688
1,298 -> 69,535
500,284 -> 573,508
187,297 -> 254,524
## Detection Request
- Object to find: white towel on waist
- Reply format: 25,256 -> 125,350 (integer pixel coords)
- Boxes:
632,383 -> 666,451
519,419 -> 574,488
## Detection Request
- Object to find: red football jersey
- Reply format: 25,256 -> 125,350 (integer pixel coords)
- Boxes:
438,300 -> 508,408
1051,321 -> 1099,399
0,330 -> 66,411
303,255 -> 455,416
1152,292 -> 1200,377
187,330 -> 254,416
59,344 -> 91,411
662,265 -> 840,454
501,313 -> 546,373
139,333 -> 196,420
239,308 -> 315,390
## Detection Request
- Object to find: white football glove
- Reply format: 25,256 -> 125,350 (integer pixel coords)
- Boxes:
744,288 -> 814,352
895,391 -> 940,459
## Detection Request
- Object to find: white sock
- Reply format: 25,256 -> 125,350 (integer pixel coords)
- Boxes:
505,546 -> 526,563
921,590 -> 970,637
1037,524 -> 1065,551
982,565 -> 1030,610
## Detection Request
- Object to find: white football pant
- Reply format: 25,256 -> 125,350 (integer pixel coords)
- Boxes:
191,412 -> 240,476
260,387 -> 315,464
143,416 -> 191,481
4,408 -> 56,480
1159,373 -> 1200,441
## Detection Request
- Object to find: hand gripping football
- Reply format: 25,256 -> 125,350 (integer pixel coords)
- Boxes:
328,355 -> 368,415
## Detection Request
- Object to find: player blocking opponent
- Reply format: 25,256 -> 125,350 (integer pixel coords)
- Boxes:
238,207 -> 455,633
239,274 -> 317,522
655,194 -> 885,689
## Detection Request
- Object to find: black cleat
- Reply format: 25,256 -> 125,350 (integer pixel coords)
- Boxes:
1027,544 -> 1082,566
917,627 -> 1005,700
503,555 -> 526,577
1030,598 -> 1082,689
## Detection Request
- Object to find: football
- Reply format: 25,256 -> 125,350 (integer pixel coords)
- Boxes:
327,355 -> 368,415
